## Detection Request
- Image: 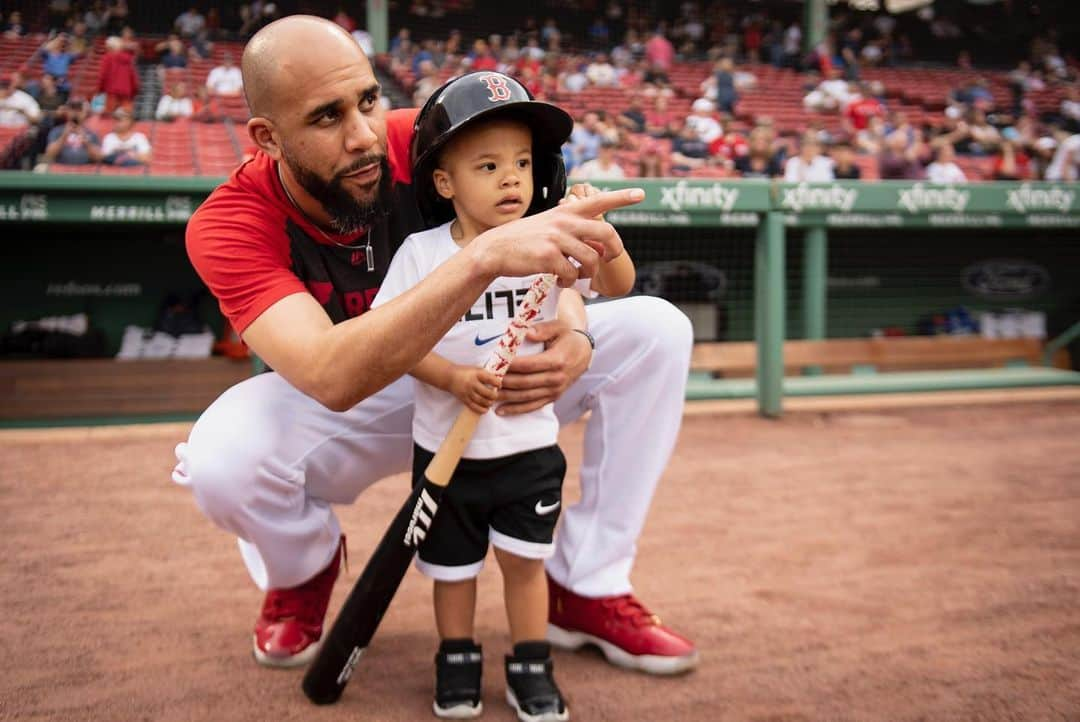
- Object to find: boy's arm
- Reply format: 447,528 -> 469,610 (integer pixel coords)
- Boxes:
591,247 -> 635,298
410,352 -> 457,393
411,351 -> 501,415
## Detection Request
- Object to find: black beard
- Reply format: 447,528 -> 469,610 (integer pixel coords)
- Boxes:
282,151 -> 390,235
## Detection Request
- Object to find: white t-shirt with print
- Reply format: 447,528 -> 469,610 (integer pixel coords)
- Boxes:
102,131 -> 150,157
371,221 -> 594,460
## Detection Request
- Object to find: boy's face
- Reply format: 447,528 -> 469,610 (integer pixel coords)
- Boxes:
433,119 -> 535,233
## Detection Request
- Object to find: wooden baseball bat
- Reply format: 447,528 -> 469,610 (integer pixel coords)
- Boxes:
302,273 -> 555,705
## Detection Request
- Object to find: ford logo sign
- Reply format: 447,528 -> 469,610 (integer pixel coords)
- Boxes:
962,259 -> 1050,300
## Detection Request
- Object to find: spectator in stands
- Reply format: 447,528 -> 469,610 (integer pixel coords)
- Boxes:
560,61 -> 589,94
925,143 -> 967,183
35,73 -> 66,114
467,39 -> 498,72
1044,132 -> 1080,181
637,139 -> 665,177
686,98 -> 722,145
119,25 -> 140,57
351,26 -> 375,57
568,111 -> 605,171
878,130 -> 924,180
830,140 -> 862,180
710,58 -> 738,115
332,7 -> 356,33
0,75 -> 41,128
992,137 -> 1032,180
84,2 -> 109,35
644,94 -> 676,137
412,60 -> 440,108
952,77 -> 994,112
67,22 -> 91,54
616,96 -> 646,134
156,82 -> 194,121
804,70 -> 858,113
784,133 -> 835,182
587,16 -> 610,50
43,100 -> 102,166
37,36 -> 83,91
541,18 -> 561,52
97,36 -> 139,113
1060,85 -> 1080,134
390,28 -> 411,54
708,128 -> 748,172
155,34 -> 189,82
842,82 -> 886,137
107,0 -> 130,34
644,29 -> 674,71
961,110 -> 1002,156
670,122 -> 710,173
839,27 -> 863,81
735,127 -> 783,178
101,107 -> 150,166
586,53 -> 618,88
192,85 -> 221,122
175,7 -> 206,39
781,22 -> 801,69
206,53 -> 243,97
571,138 -> 625,181
3,10 -> 27,38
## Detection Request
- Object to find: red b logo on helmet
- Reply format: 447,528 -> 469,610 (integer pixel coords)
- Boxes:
480,74 -> 513,102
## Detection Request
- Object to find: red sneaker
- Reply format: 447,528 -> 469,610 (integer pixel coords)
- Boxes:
252,537 -> 345,668
546,575 -> 698,675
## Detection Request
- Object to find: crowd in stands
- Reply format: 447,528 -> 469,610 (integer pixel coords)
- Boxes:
1,1 -> 1079,181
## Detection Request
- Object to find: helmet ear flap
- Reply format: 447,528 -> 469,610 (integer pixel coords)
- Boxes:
527,150 -> 567,217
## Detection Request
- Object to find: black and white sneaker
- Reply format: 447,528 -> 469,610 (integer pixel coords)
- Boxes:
433,639 -> 484,719
504,641 -> 569,722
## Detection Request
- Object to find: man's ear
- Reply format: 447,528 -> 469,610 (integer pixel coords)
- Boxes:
247,117 -> 281,160
433,168 -> 454,200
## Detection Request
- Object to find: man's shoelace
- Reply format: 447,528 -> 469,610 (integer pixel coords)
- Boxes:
600,595 -> 657,627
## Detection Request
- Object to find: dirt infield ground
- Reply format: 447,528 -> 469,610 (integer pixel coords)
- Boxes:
2,401 -> 1079,722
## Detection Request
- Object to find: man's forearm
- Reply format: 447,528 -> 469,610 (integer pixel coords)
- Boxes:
304,243 -> 495,409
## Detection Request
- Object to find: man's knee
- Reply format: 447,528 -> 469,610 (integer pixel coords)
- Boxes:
178,416 -> 281,526
613,296 -> 693,358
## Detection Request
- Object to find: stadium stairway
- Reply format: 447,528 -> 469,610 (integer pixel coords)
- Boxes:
375,66 -> 411,111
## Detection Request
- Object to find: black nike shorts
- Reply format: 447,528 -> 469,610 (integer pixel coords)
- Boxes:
411,443 -> 566,582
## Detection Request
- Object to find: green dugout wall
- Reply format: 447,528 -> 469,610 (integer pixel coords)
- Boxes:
2,174 -> 1079,418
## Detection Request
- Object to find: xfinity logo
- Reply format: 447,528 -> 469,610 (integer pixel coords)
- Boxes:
898,183 -> 970,213
659,181 -> 740,212
1006,184 -> 1074,214
404,488 -> 439,547
780,183 -> 858,213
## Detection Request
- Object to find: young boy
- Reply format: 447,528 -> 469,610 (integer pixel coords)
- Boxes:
372,72 -> 635,721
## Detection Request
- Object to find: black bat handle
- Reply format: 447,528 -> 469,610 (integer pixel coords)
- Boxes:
302,479 -> 445,704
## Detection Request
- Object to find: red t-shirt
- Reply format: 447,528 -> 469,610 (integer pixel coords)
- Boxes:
708,133 -> 749,160
843,97 -> 885,131
186,108 -> 421,333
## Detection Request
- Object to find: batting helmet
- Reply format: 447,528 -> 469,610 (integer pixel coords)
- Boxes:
412,71 -> 573,225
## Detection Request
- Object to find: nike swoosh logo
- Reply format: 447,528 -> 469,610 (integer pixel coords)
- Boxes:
474,332 -> 502,346
534,499 -> 561,516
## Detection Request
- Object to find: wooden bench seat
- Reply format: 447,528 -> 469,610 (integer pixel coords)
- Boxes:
691,337 -> 1071,378
0,358 -> 251,420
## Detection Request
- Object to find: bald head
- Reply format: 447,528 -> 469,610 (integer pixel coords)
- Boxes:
243,14 -> 368,119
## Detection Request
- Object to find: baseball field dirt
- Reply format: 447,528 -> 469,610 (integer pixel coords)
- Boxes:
2,400 -> 1078,721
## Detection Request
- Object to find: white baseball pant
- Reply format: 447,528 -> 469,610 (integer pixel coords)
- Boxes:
172,296 -> 691,598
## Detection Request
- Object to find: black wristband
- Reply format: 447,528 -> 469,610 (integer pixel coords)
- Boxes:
571,328 -> 595,350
